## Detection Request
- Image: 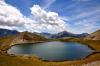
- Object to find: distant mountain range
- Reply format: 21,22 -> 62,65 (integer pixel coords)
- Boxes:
0,28 -> 88,38
37,32 -> 52,38
50,31 -> 89,38
0,29 -> 19,37
0,28 -> 99,40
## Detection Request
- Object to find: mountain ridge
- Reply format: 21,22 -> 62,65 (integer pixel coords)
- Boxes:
51,31 -> 89,39
1,28 -> 100,40
0,28 -> 19,37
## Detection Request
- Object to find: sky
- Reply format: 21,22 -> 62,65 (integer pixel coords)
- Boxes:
0,0 -> 100,34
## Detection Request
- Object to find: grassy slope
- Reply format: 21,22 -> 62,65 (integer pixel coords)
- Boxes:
85,30 -> 100,40
0,32 -> 48,50
0,36 -> 100,66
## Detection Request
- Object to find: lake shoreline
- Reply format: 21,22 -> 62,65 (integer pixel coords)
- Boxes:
7,41 -> 96,62
0,40 -> 100,66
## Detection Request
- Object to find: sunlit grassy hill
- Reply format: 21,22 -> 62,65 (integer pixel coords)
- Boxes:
85,30 -> 100,40
0,32 -> 48,50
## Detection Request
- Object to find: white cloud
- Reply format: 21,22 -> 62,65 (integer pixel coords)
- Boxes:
0,0 -> 67,33
0,0 -> 24,26
0,0 -> 38,32
60,16 -> 69,22
70,15 -> 100,33
0,0 -> 99,34
72,8 -> 100,20
65,6 -> 100,34
43,0 -> 56,9
30,5 -> 67,33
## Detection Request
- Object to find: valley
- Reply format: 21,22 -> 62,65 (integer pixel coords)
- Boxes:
0,29 -> 100,66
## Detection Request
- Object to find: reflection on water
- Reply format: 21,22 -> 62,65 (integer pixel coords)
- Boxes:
7,41 -> 93,61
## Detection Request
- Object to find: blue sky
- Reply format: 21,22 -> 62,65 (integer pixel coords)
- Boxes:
0,0 -> 100,34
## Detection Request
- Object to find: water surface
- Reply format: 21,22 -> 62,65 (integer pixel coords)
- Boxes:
7,41 -> 93,61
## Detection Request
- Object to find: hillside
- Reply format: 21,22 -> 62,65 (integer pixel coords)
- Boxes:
19,32 -> 48,41
0,32 -> 48,50
85,30 -> 100,40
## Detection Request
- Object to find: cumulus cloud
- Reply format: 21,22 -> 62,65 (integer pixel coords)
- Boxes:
0,0 -> 28,30
0,0 -> 27,26
30,5 -> 67,33
0,0 -> 39,32
0,0 -> 67,33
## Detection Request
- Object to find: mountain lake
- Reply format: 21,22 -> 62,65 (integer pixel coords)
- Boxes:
7,41 -> 94,61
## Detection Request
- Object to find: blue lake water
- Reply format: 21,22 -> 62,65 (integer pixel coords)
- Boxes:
7,41 -> 93,61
